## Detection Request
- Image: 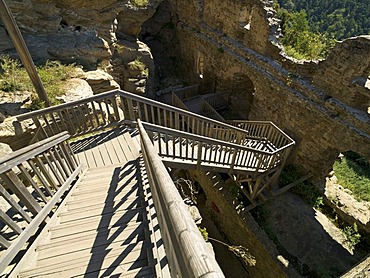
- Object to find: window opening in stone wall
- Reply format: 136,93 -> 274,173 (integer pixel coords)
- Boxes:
196,51 -> 204,79
239,6 -> 255,31
351,74 -> 370,114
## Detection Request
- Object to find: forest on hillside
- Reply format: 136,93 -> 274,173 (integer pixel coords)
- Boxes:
276,0 -> 370,40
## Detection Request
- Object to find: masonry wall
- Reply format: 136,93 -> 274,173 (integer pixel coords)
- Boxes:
171,0 -> 370,182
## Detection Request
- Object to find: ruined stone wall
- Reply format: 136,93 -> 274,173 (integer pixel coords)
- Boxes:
187,170 -> 299,277
172,0 -> 370,181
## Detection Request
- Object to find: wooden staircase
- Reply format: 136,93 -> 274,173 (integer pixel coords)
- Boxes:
18,162 -> 161,278
0,89 -> 295,276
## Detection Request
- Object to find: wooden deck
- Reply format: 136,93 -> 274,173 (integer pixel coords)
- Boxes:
19,127 -> 168,277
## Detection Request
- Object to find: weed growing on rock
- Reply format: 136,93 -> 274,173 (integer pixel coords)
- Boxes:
333,151 -> 370,202
0,55 -> 31,92
130,0 -> 149,8
0,55 -> 80,110
342,223 -> 361,248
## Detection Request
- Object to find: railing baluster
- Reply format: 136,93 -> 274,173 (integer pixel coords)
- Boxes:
18,164 -> 48,203
0,183 -> 32,223
197,142 -> 202,169
0,171 -> 42,216
0,209 -> 23,235
0,235 -> 10,249
34,157 -> 59,191
49,149 -> 67,181
42,153 -> 64,185
27,160 -> 54,196
143,103 -> 149,122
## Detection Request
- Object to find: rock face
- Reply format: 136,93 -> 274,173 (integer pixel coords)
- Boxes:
1,0 -> 159,71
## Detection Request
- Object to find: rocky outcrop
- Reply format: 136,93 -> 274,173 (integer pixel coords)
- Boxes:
1,0 -> 161,71
81,70 -> 120,94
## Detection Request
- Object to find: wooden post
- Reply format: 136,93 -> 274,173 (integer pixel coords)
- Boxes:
0,0 -> 50,106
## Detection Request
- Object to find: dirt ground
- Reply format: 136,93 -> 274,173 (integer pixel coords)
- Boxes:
261,176 -> 370,276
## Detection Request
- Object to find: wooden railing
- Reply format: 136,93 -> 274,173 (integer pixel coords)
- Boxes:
142,121 -> 282,173
172,84 -> 200,101
226,120 -> 294,151
16,90 -> 294,171
15,90 -> 270,145
171,92 -> 189,111
0,132 -> 81,274
17,92 -> 121,141
203,92 -> 229,110
201,98 -> 225,122
138,119 -> 224,277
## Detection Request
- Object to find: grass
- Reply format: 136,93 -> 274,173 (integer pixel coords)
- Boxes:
128,57 -> 148,77
130,0 -> 149,8
333,151 -> 370,202
0,55 -> 80,110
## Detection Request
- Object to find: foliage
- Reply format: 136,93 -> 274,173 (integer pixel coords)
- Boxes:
342,223 -> 361,247
0,55 -> 79,110
333,151 -> 370,202
128,57 -> 146,71
130,0 -> 149,8
279,165 -> 323,208
276,8 -> 335,60
198,227 -> 208,241
276,0 -> 370,40
0,55 -> 31,92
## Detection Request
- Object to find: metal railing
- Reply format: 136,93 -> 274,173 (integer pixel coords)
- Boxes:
0,132 -> 82,274
138,119 -> 224,277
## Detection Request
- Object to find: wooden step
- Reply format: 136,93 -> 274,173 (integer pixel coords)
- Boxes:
20,241 -> 150,277
60,206 -> 142,223
51,208 -> 144,238
38,230 -> 146,260
63,196 -> 143,214
46,221 -> 145,246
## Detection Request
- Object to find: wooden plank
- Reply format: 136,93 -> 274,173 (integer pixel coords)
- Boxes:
0,164 -> 82,274
21,241 -> 149,276
104,138 -> 120,165
79,265 -> 156,278
51,208 -> 143,237
99,141 -> 113,166
38,226 -> 145,259
64,196 -> 142,216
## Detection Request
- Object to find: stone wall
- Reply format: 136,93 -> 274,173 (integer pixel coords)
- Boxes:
170,0 -> 370,182
187,170 -> 298,278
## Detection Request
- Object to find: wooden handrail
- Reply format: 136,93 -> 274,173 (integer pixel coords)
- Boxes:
0,131 -> 69,173
138,119 -> 224,277
0,132 -> 81,274
141,121 -> 271,155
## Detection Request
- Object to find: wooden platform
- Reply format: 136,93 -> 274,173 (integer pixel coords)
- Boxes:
19,127 -> 168,277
